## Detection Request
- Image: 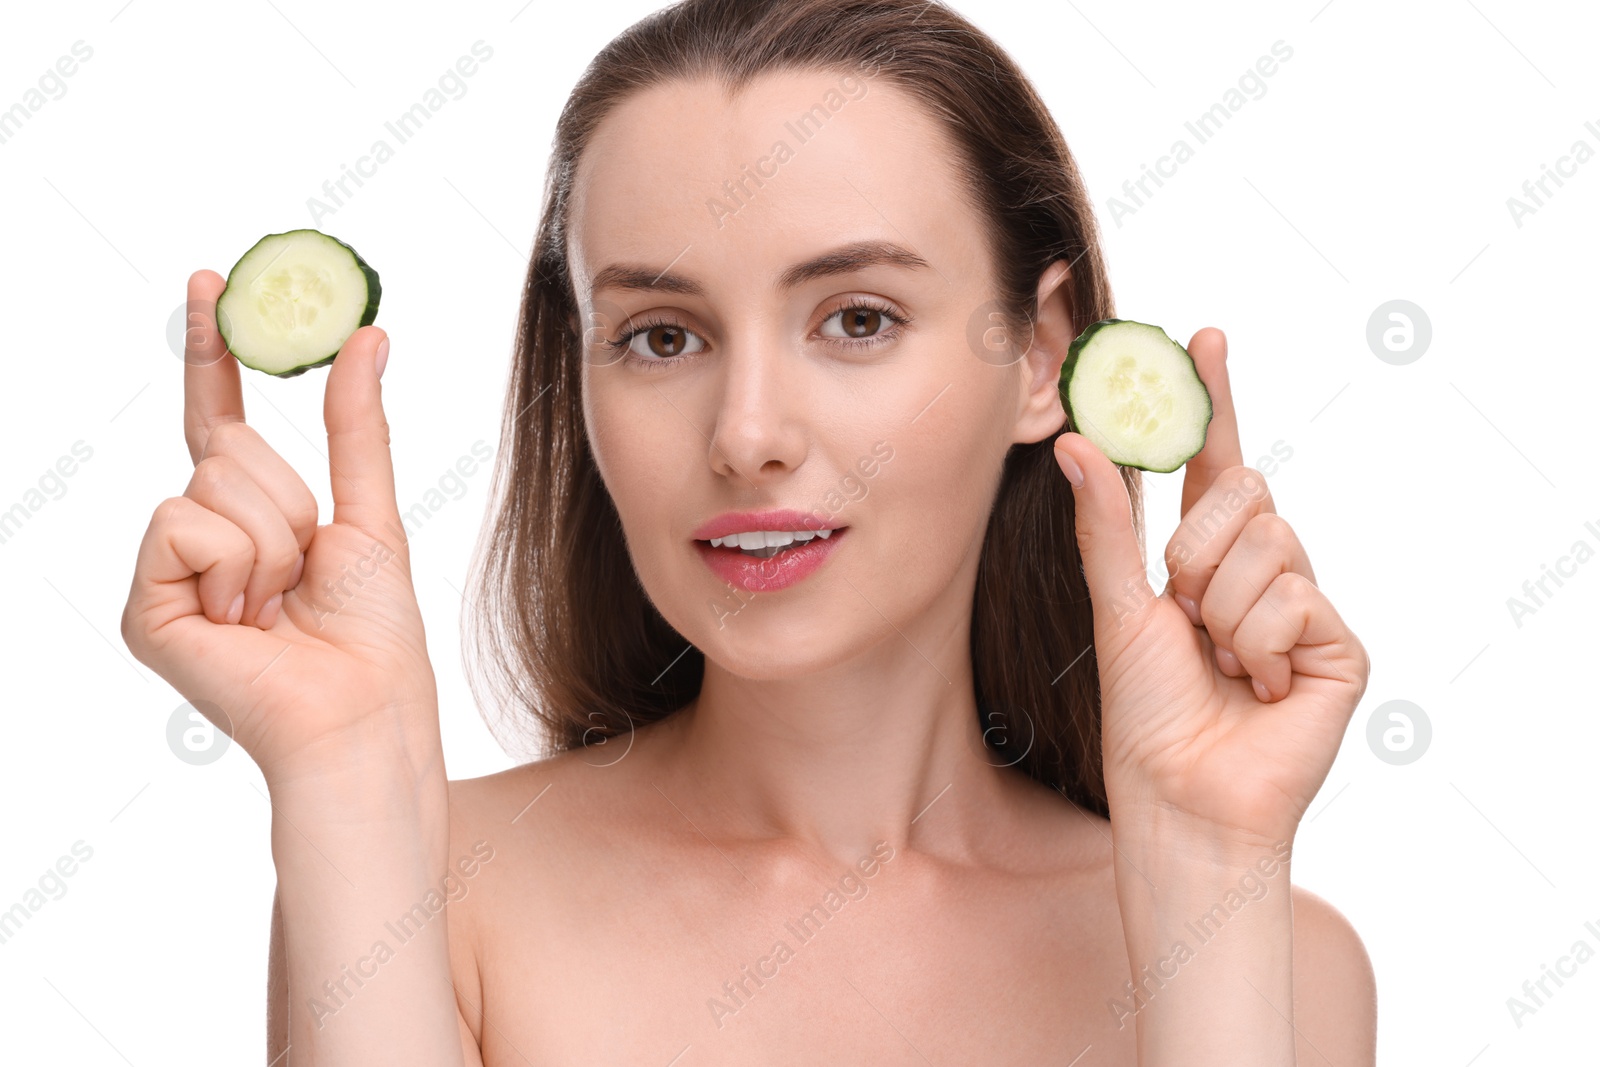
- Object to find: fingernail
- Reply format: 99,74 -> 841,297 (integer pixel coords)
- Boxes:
226,592 -> 244,625
1055,444 -> 1085,488
259,592 -> 283,629
289,552 -> 305,589
1252,677 -> 1271,702
375,337 -> 390,380
1215,646 -> 1241,674
1175,592 -> 1201,626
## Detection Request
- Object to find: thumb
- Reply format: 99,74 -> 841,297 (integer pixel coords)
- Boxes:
1054,431 -> 1157,635
324,325 -> 402,539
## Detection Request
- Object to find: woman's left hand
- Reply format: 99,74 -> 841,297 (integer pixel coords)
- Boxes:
1054,326 -> 1369,848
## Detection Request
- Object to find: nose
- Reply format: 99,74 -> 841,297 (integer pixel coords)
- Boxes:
705,332 -> 808,485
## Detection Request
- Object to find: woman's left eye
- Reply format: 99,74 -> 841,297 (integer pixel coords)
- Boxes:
819,301 -> 910,344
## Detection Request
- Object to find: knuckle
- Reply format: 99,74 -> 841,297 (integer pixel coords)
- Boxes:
119,601 -> 139,651
1243,511 -> 1296,552
1163,531 -> 1193,573
1272,569 -> 1318,605
1199,597 -> 1231,642
1223,463 -> 1271,499
151,495 -> 191,528
265,533 -> 300,576
189,454 -> 236,497
287,489 -> 319,536
204,420 -> 254,455
193,415 -> 245,459
1228,463 -> 1267,499
225,522 -> 256,560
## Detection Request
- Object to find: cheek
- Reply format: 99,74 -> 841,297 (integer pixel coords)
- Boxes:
586,367 -> 669,482
852,394 -> 1008,576
894,378 -> 1011,506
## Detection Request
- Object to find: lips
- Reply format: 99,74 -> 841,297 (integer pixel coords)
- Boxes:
694,525 -> 847,593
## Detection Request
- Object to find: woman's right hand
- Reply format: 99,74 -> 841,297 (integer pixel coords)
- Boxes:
122,269 -> 441,788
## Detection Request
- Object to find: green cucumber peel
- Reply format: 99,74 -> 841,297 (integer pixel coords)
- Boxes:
1058,318 -> 1213,474
216,228 -> 381,378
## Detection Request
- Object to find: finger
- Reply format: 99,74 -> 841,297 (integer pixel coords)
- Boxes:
123,497 -> 292,709
199,421 -> 319,556
1163,465 -> 1275,610
185,456 -> 302,628
183,269 -> 246,465
1195,512 -> 1317,657
1055,431 -> 1157,637
1180,327 -> 1244,518
132,496 -> 255,626
1231,571 -> 1352,702
324,325 -> 402,539
1214,645 -> 1247,678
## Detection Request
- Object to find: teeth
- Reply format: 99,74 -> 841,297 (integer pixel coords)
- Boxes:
708,529 -> 836,548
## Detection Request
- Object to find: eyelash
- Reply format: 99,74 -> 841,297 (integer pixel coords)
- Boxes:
599,298 -> 912,372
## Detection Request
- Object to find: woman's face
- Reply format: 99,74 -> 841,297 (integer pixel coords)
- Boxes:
569,68 -> 1069,679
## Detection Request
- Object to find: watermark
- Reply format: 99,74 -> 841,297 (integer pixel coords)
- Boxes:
1505,118 -> 1600,229
707,440 -> 894,628
580,293 -> 631,367
0,440 -> 95,548
396,439 -> 493,539
304,441 -> 493,629
1505,517 -> 1599,629
167,699 -> 233,765
965,701 -> 1037,768
1366,299 -> 1431,365
1106,838 -> 1291,1028
1366,698 -> 1430,765
1105,40 -> 1294,228
576,709 -> 636,768
965,298 -> 1035,367
1506,917 -> 1600,1029
166,298 -> 234,365
0,40 -> 94,148
304,537 -> 400,630
705,841 -> 896,1030
706,55 -> 882,230
0,840 -> 94,947
307,40 -> 495,224
307,840 -> 495,1030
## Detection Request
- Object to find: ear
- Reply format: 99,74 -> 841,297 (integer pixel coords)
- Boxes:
1011,259 -> 1074,445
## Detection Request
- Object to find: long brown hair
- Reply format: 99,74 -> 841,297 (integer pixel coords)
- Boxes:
462,0 -> 1143,818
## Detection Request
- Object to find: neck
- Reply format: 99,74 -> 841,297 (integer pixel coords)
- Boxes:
655,589 -> 1026,867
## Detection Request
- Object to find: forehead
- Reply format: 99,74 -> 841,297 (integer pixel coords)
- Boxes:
566,69 -> 980,296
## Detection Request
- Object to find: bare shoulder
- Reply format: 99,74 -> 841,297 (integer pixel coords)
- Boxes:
440,748 -> 593,1052
1290,884 -> 1377,1065
447,748 -> 574,826
446,734 -> 649,838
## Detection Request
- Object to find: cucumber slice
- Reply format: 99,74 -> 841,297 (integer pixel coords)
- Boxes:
216,229 -> 381,378
1059,319 -> 1212,473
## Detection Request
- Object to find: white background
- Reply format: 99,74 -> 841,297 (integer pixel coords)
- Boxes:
1,0 -> 1595,1062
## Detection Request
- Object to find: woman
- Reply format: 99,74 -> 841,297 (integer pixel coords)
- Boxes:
123,0 -> 1376,1061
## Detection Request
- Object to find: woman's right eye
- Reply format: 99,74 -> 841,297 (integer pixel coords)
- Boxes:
603,318 -> 707,366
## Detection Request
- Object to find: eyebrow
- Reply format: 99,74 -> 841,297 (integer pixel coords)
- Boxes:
588,240 -> 931,299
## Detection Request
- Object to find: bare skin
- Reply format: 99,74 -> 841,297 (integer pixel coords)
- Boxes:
418,723 -> 1374,1063
125,68 -> 1374,1064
